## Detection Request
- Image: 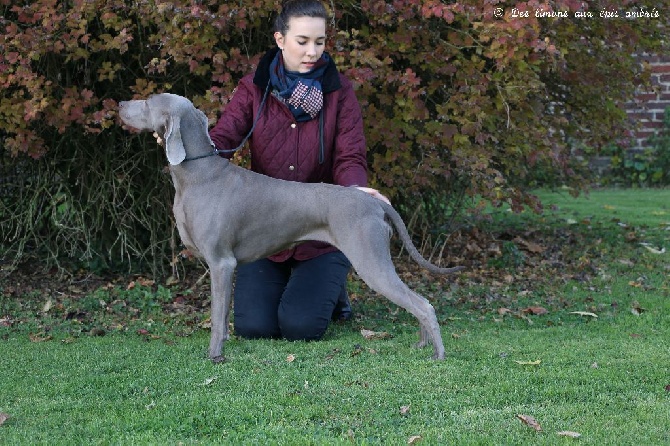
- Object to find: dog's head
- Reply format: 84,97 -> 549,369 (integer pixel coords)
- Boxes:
119,93 -> 210,166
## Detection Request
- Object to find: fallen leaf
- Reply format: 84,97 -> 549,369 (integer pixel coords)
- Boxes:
42,298 -> 53,313
522,306 -> 548,316
286,354 -> 296,363
517,414 -> 542,432
640,243 -> 665,254
557,430 -> 581,438
137,277 -> 155,287
497,307 -> 513,315
407,435 -> 422,444
0,413 -> 9,426
664,384 -> 670,392
514,359 -> 542,366
29,332 -> 52,343
400,405 -> 411,415
325,348 -> 341,360
360,329 -> 392,340
202,377 -> 218,386
631,302 -> 645,316
514,237 -> 545,253
351,344 -> 364,357
569,311 -> 598,318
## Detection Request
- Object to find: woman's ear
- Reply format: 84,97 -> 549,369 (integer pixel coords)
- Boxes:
274,31 -> 284,49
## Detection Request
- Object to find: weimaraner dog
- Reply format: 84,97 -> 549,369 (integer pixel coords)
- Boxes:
118,93 -> 463,362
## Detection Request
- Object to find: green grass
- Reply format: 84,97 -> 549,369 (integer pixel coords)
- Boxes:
1,188 -> 670,444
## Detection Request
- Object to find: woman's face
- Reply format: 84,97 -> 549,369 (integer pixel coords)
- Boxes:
274,16 -> 326,73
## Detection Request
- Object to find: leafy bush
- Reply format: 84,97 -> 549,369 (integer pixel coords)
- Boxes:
603,107 -> 670,186
0,0 -> 666,272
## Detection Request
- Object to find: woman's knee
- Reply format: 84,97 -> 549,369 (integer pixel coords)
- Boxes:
279,316 -> 328,341
234,318 -> 281,340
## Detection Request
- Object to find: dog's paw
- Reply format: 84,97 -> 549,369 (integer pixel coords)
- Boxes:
210,355 -> 227,364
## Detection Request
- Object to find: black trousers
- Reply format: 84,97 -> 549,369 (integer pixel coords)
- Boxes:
233,251 -> 351,341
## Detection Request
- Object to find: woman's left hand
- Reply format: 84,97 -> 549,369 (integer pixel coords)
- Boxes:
355,187 -> 391,205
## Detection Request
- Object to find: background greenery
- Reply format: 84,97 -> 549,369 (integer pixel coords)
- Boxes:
1,0 -> 667,272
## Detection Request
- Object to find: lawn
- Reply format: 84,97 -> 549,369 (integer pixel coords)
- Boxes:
1,188 -> 669,445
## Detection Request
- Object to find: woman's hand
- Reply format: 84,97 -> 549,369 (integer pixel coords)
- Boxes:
152,132 -> 164,146
355,187 -> 391,205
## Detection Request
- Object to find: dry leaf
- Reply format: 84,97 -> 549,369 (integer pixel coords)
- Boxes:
514,237 -> 545,253
137,277 -> 155,287
640,243 -> 665,254
631,301 -> 645,316
360,329 -> 392,340
497,307 -> 513,316
0,412 -> 9,426
514,359 -> 542,366
517,414 -> 542,431
42,298 -> 53,313
400,405 -> 411,415
569,311 -> 598,318
29,332 -> 52,343
522,306 -> 548,315
664,384 -> 670,392
286,354 -> 296,363
202,377 -> 218,386
557,430 -> 581,438
408,435 -> 422,444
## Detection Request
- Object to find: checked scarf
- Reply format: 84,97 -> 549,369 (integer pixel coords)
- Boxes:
269,51 -> 329,122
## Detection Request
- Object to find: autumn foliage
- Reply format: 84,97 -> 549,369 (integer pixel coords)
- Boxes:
0,0 -> 666,270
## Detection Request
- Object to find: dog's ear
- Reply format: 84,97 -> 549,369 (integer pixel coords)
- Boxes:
164,114 -> 186,165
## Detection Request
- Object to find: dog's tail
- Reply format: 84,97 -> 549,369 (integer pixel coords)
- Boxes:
382,202 -> 464,275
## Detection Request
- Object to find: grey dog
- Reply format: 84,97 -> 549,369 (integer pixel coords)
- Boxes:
118,93 -> 462,362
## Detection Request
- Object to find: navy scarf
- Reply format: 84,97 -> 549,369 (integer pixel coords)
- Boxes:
269,51 -> 329,122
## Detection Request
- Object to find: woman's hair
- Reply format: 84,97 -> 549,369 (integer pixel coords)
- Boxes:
274,0 -> 328,34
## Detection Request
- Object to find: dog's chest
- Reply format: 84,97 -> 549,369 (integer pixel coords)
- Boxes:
172,197 -> 203,258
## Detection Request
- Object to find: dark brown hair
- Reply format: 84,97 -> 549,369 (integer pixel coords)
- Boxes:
274,0 -> 328,34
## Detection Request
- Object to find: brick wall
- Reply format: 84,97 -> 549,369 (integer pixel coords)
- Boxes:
626,54 -> 670,150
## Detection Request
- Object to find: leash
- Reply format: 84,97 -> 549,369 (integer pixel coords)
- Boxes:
183,83 -> 272,163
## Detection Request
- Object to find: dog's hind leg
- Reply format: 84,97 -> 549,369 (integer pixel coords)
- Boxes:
207,257 -> 237,363
339,229 -> 446,359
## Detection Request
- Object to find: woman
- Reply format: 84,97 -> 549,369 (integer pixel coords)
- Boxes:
209,0 -> 385,341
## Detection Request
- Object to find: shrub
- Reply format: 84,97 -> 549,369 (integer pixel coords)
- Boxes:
0,0 -> 665,272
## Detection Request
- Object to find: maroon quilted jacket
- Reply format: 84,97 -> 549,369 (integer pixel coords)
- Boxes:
209,47 -> 368,262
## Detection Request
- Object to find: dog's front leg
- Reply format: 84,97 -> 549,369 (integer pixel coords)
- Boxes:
208,257 -> 237,363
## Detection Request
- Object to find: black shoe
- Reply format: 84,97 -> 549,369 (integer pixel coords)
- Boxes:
331,288 -> 352,322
